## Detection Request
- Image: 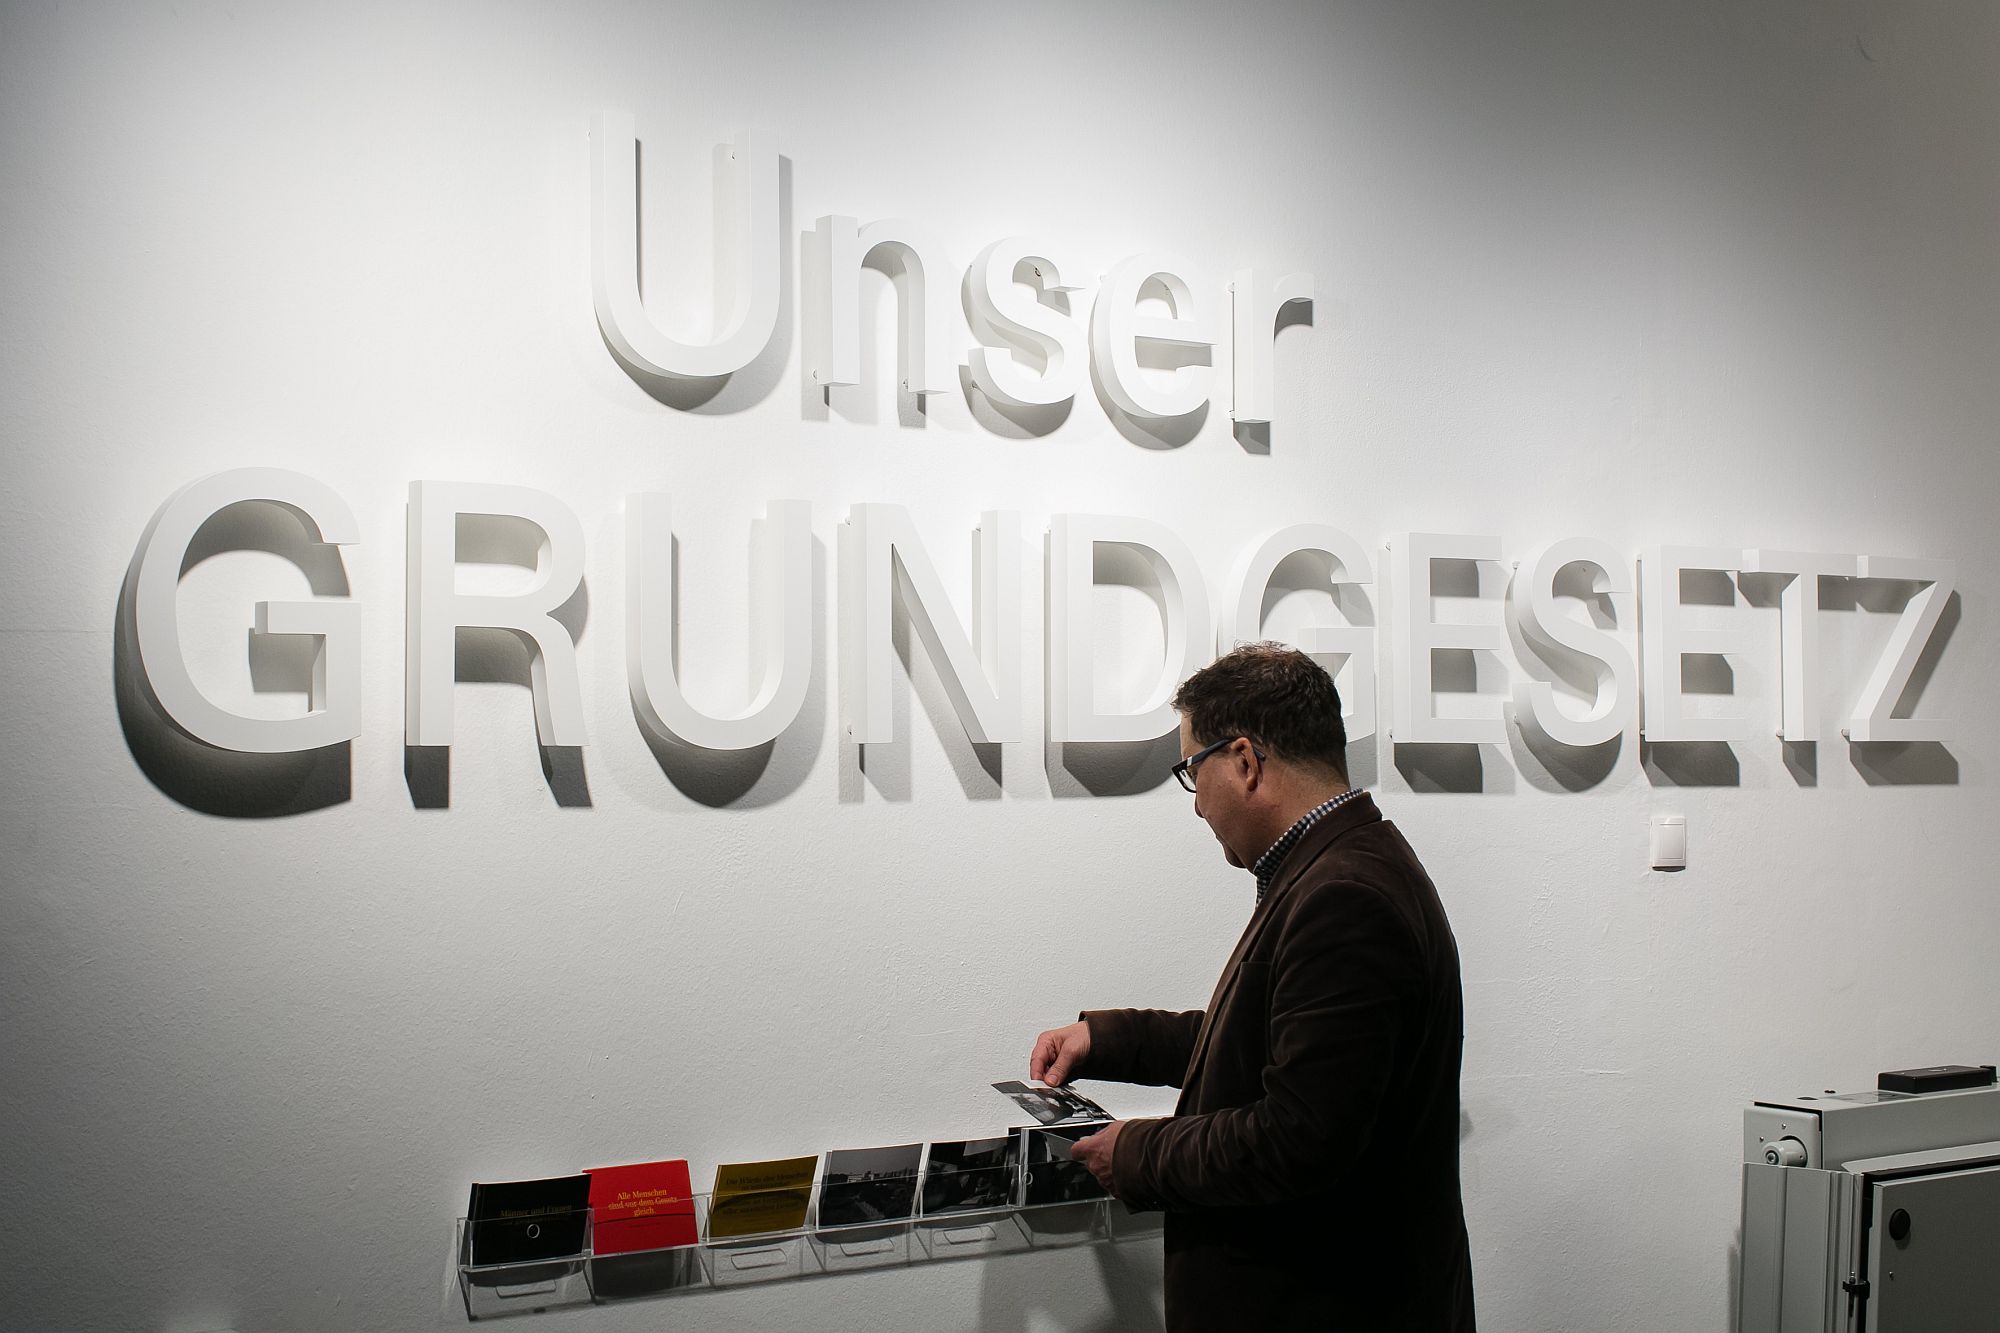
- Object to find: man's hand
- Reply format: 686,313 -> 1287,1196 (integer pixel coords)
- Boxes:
1028,1020 -> 1093,1086
1070,1120 -> 1124,1193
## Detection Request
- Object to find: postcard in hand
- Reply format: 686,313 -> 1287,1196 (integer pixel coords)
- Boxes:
992,1079 -> 1113,1126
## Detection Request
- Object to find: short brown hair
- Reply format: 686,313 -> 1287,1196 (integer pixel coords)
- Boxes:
1172,642 -> 1348,776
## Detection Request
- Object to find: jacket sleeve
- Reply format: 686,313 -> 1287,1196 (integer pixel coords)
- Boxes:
1078,1007 -> 1205,1088
1110,880 -> 1417,1207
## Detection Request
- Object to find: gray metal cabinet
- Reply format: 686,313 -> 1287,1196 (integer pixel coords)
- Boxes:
1738,1082 -> 2000,1333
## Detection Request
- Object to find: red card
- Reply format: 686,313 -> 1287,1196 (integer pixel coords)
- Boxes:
585,1159 -> 697,1254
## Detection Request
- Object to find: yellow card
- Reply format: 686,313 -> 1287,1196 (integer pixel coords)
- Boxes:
706,1155 -> 817,1239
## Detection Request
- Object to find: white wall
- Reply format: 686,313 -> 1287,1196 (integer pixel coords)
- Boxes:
3,2 -> 1997,1330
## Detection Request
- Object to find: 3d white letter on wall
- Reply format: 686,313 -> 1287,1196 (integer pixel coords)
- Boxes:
626,496 -> 812,750
965,238 -> 1089,408
841,505 -> 1022,746
1224,525 -> 1375,741
1089,254 -> 1215,420
1509,537 -> 1636,749
1742,549 -> 1859,742
1845,556 -> 1954,742
1048,514 -> 1212,743
1390,533 -> 1508,745
590,112 -> 780,380
1639,546 -> 1755,743
1229,268 -> 1313,426
406,482 -> 587,748
129,469 -> 361,753
806,216 -> 958,396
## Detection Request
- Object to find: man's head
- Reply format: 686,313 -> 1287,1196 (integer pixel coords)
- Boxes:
1170,643 -> 1349,868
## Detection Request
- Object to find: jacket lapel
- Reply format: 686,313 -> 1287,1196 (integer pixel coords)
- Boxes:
1176,794 -> 1384,1093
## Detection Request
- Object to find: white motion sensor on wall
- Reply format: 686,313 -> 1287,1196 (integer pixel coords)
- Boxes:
1651,815 -> 1688,871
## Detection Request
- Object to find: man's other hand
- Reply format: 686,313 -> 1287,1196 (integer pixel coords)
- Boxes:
1071,1120 -> 1123,1193
1028,1020 -> 1092,1085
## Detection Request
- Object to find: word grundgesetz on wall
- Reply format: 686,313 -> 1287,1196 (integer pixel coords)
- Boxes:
125,470 -> 1952,771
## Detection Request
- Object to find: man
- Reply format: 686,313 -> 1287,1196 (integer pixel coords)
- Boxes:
1030,643 -> 1475,1331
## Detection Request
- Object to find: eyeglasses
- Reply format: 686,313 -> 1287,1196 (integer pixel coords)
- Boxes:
1171,737 -> 1264,792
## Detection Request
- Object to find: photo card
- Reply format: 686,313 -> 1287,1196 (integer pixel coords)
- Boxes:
1022,1124 -> 1108,1206
817,1142 -> 922,1228
992,1079 -> 1113,1126
920,1135 -> 1020,1215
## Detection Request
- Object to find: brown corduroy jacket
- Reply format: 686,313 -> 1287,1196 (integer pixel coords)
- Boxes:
1082,793 -> 1476,1332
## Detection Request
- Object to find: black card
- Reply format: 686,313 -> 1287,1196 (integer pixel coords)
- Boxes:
465,1174 -> 591,1271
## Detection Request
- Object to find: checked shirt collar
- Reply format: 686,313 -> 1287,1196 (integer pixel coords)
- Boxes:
1252,788 -> 1368,904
